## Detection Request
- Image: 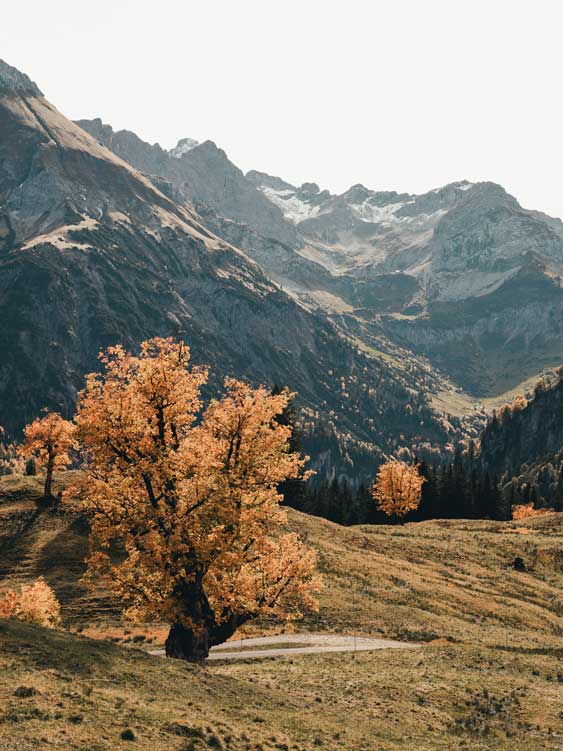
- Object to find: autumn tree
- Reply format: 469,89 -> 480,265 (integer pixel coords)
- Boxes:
371,460 -> 425,523
65,338 -> 320,663
19,412 -> 76,499
512,502 -> 553,520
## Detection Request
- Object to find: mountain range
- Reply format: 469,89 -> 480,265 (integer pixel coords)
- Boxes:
2,58 -> 563,480
78,115 -> 563,400
0,60 -> 459,480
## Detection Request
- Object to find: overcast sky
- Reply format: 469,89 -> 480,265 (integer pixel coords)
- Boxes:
3,1 -> 563,216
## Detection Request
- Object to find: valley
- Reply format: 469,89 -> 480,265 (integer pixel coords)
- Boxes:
2,28 -> 563,751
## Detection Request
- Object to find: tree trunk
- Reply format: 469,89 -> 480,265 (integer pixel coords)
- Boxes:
44,457 -> 54,499
209,612 -> 250,646
165,622 -> 210,664
165,612 -> 251,663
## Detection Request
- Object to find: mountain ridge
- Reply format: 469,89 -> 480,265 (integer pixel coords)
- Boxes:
247,169 -> 563,395
0,62 -> 461,482
0,59 -> 42,97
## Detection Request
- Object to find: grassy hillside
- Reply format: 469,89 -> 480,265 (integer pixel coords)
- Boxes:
2,474 -> 562,648
1,618 -> 563,751
1,473 -> 563,749
289,511 -> 563,649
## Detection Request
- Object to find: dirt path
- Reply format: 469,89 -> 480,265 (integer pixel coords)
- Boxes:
149,633 -> 419,661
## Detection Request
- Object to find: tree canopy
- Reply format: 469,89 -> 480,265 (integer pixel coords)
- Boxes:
65,338 -> 320,662
371,460 -> 424,523
19,412 -> 76,498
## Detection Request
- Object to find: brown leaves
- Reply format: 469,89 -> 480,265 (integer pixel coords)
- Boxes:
371,460 -> 425,521
65,337 -> 320,631
0,577 -> 62,628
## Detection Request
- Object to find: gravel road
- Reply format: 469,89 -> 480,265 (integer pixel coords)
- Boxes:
149,633 -> 419,661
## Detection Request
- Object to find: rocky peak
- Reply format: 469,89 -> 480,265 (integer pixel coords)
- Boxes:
298,182 -> 320,196
342,184 -> 372,204
246,170 -> 296,192
463,181 -> 513,207
75,117 -> 115,145
0,59 -> 42,97
169,137 -> 200,158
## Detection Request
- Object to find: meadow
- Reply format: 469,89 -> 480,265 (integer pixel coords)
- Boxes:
1,474 -> 563,749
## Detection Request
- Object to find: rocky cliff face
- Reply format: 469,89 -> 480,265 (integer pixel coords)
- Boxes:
76,118 -> 299,247
76,108 -> 563,406
248,170 -> 563,396
0,60 -> 459,480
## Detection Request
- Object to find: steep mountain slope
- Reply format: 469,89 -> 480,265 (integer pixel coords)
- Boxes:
75,117 -> 299,247
77,114 -> 563,402
0,60 -> 458,478
479,371 -> 563,507
76,118 -> 487,414
248,172 -> 563,395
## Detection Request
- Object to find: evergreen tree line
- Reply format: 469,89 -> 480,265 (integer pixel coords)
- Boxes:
273,387 -> 512,525
283,447 -> 512,525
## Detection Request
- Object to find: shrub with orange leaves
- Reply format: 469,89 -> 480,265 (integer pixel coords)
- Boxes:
65,338 -> 320,663
0,577 -> 62,628
512,502 -> 553,520
18,412 -> 76,498
371,460 -> 425,523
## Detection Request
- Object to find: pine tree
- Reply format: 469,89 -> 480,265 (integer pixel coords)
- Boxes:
451,445 -> 467,517
417,461 -> 437,520
492,476 -> 512,521
271,384 -> 306,510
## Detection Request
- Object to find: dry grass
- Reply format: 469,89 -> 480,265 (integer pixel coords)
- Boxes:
291,512 -> 563,650
0,619 -> 310,751
1,473 -> 563,748
1,620 -> 562,750
221,642 -> 563,750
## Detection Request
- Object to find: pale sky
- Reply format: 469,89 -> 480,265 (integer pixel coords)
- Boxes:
3,0 -> 563,216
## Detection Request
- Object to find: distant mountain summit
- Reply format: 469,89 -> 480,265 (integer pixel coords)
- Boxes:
246,169 -> 563,395
77,118 -> 299,246
0,59 -> 42,96
77,109 -> 563,401
169,137 -> 199,157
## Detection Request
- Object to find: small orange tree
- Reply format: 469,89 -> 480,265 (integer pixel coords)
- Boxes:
65,338 -> 320,663
19,412 -> 76,499
371,460 -> 425,523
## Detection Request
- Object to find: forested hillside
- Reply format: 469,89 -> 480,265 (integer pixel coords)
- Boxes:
479,370 -> 563,508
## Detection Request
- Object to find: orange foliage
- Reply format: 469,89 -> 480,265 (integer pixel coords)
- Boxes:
371,460 -> 425,522
0,577 -> 62,628
512,503 -> 553,520
19,412 -> 76,497
65,338 -> 320,661
510,395 -> 528,413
